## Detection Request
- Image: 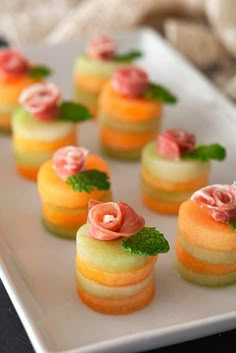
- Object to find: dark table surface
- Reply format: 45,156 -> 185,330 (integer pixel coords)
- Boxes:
0,280 -> 235,353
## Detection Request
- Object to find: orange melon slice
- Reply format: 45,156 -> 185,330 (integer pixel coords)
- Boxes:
74,74 -> 108,94
178,200 -> 236,252
176,238 -> 236,275
99,83 -> 162,123
142,191 -> 180,214
38,154 -> 111,208
75,255 -> 157,287
100,126 -> 157,150
0,113 -> 11,130
0,76 -> 41,105
16,163 -> 39,181
77,279 -> 154,315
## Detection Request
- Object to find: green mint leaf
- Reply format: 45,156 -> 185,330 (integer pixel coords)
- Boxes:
121,227 -> 170,256
114,50 -> 143,62
28,65 -> 52,79
227,221 -> 236,232
182,144 -> 226,162
144,82 -> 177,104
58,101 -> 92,122
66,169 -> 110,193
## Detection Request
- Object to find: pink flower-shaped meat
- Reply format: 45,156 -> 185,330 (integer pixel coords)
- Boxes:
86,35 -> 116,60
191,184 -> 236,223
19,82 -> 61,121
157,129 -> 196,159
112,67 -> 148,98
87,200 -> 145,240
0,49 -> 30,79
52,146 -> 89,181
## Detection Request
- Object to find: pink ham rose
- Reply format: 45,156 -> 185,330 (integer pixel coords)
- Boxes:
0,49 -> 30,80
157,129 -> 196,160
87,200 -> 145,240
86,35 -> 116,60
52,146 -> 88,181
19,82 -> 61,121
191,184 -> 236,223
112,67 -> 148,98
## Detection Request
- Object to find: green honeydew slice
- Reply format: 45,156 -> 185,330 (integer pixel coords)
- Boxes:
142,142 -> 211,183
74,54 -> 132,78
76,224 -> 152,273
13,107 -> 75,141
98,111 -> 160,133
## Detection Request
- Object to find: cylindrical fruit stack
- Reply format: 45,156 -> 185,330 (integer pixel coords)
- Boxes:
0,48 -> 51,133
176,184 -> 236,287
74,35 -> 139,116
76,200 -> 170,314
12,82 -> 91,180
141,129 -> 226,214
98,67 -> 176,160
38,146 -> 112,239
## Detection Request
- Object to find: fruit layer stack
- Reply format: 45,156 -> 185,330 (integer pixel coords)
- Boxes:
76,224 -> 157,314
74,55 -> 131,115
37,154 -> 112,239
98,83 -> 162,160
12,108 -> 77,181
141,142 -> 210,214
176,200 -> 236,286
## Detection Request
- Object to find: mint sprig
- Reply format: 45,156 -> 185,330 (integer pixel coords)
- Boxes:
66,169 -> 110,193
28,65 -> 52,79
114,50 -> 143,62
144,82 -> 177,104
227,221 -> 236,232
58,101 -> 92,122
182,144 -> 226,162
121,227 -> 170,256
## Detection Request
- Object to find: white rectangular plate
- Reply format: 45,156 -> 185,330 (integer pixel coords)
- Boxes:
1,28 -> 236,353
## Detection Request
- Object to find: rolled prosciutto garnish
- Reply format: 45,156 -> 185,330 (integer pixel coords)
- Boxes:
52,146 -> 88,181
87,200 -> 145,240
191,184 -> 236,223
86,35 -> 116,60
0,49 -> 30,79
112,67 -> 148,98
157,129 -> 196,160
19,82 -> 61,121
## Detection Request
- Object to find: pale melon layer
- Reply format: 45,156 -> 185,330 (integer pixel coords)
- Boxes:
13,146 -> 54,167
13,107 -> 76,140
74,54 -> 132,77
76,224 -> 154,272
74,87 -> 98,108
176,260 -> 236,287
177,233 -> 236,265
101,144 -> 143,160
142,142 -> 211,183
141,178 -> 193,203
76,268 -> 153,298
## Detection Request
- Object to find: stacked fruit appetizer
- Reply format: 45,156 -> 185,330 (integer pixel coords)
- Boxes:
141,129 -> 226,214
176,184 -> 236,286
75,200 -> 169,314
73,35 -> 142,115
12,82 -> 92,180
0,48 -> 51,133
98,66 -> 177,160
37,146 -> 112,239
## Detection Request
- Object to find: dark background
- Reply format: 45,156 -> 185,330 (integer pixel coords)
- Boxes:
0,280 -> 235,353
